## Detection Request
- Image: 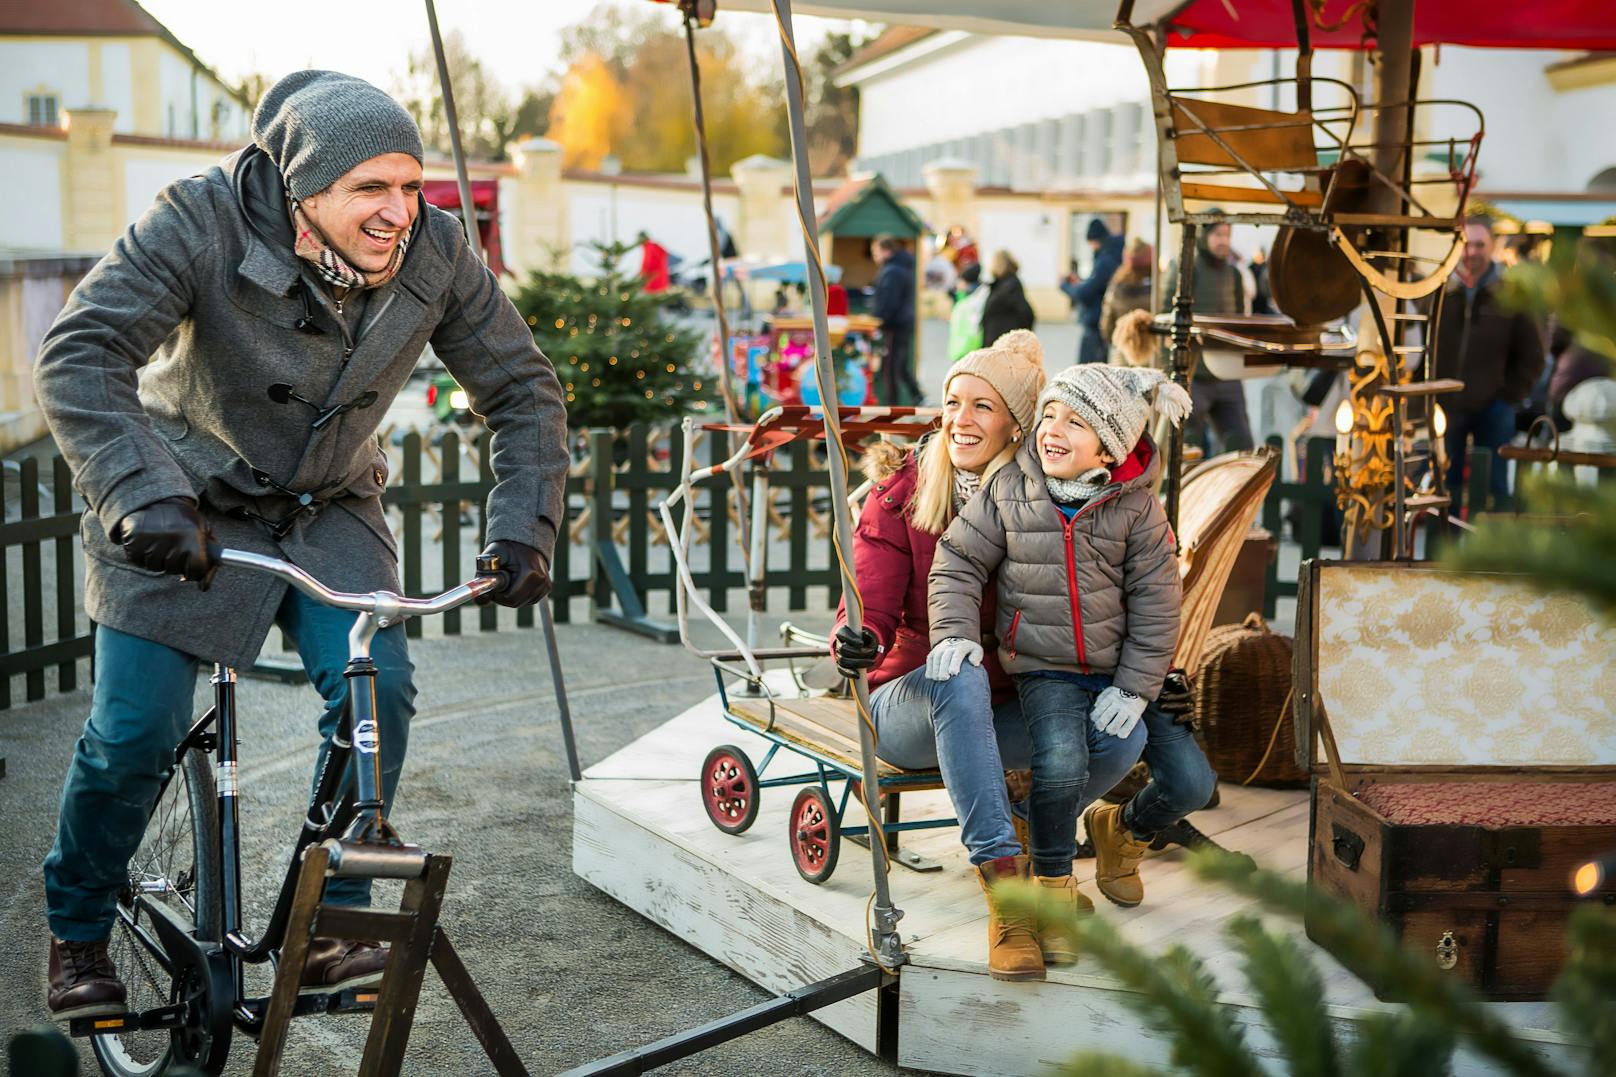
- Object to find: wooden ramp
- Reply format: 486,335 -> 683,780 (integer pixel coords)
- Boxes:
572,682 -> 1587,1075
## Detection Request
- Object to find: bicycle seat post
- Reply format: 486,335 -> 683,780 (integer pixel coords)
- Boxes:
340,594 -> 403,847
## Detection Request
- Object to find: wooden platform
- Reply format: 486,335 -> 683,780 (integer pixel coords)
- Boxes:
572,679 -> 1588,1075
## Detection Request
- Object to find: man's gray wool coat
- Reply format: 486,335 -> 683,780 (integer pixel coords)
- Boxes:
35,145 -> 568,669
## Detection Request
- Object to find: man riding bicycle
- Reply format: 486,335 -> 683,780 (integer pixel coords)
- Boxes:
35,70 -> 566,1020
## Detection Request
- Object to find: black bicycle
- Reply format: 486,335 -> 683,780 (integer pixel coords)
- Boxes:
71,548 -> 503,1076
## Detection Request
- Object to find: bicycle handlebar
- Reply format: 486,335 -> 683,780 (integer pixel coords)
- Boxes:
211,546 -> 499,617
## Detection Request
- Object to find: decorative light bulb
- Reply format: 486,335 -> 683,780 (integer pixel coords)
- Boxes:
1432,404 -> 1447,438
1334,399 -> 1355,436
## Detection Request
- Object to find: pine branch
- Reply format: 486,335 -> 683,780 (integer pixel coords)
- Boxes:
1190,850 -> 1564,1077
1225,915 -> 1341,1077
1344,1012 -> 1455,1077
1062,1054 -> 1171,1077
1000,885 -> 1261,1077
1552,907 -> 1616,1075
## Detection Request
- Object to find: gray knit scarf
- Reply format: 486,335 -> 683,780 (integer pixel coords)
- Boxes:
1045,467 -> 1112,506
952,467 -> 983,512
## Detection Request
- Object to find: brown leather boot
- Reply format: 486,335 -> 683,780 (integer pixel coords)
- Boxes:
300,937 -> 387,994
1085,802 -> 1151,907
975,855 -> 1045,982
48,937 -> 127,1021
1011,812 -> 1031,857
1032,874 -> 1093,966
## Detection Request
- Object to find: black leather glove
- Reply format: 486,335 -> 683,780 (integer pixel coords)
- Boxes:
1158,667 -> 1195,725
118,497 -> 216,589
833,624 -> 882,679
476,539 -> 551,608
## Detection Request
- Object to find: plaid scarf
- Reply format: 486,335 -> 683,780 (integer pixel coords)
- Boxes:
952,467 -> 983,513
289,196 -> 411,291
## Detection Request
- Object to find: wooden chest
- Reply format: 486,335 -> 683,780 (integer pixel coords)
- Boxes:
1293,561 -> 1616,1001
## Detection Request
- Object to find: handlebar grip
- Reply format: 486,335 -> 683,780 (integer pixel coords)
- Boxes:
206,540 -> 224,564
474,552 -> 512,592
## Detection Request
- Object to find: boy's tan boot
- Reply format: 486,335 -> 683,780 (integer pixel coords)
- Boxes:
975,855 -> 1045,981
1031,873 -> 1093,966
1085,802 -> 1151,907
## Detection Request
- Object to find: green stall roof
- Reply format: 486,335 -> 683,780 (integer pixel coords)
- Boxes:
819,174 -> 928,238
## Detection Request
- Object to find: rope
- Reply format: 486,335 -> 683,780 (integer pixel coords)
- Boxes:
681,8 -> 754,582
1240,685 -> 1296,786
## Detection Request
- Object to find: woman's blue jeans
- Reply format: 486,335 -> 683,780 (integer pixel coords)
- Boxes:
1013,674 -> 1149,876
43,589 -> 415,942
868,663 -> 1143,867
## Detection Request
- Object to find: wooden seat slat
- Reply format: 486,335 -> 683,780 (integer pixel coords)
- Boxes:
727,696 -> 941,784
1180,181 -> 1324,207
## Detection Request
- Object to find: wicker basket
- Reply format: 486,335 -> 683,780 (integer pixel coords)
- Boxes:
1194,613 -> 1306,787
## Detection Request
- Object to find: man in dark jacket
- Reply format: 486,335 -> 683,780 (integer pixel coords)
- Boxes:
872,234 -> 921,404
1169,221 -> 1253,454
1432,216 -> 1544,513
1061,218 -> 1125,363
35,70 -> 567,1020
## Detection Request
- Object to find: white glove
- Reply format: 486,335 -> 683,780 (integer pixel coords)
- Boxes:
925,637 -> 984,681
1092,686 -> 1148,739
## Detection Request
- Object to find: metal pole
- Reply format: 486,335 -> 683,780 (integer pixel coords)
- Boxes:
424,0 -> 483,265
769,0 -> 903,969
1164,221 -> 1198,535
426,0 -> 579,783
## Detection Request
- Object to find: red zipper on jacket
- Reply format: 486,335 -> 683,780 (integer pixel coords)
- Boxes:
1062,492 -> 1122,674
1006,609 -> 1022,660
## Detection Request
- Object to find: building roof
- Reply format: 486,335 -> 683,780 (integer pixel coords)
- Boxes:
833,26 -> 935,79
0,0 -> 249,108
817,174 -> 927,237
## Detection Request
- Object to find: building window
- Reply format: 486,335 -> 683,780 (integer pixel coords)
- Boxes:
26,93 -> 60,127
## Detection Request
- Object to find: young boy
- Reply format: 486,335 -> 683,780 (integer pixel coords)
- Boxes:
926,363 -> 1191,952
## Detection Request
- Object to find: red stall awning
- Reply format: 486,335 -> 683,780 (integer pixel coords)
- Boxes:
421,180 -> 505,276
1142,0 -> 1616,51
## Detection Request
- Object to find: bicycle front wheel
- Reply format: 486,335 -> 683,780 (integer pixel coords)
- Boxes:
92,744 -> 228,1076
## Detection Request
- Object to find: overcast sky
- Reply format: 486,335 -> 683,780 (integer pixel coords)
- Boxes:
139,0 -> 863,97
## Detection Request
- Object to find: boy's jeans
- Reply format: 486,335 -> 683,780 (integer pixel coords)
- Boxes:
1122,705 -> 1219,839
1011,673 -> 1148,876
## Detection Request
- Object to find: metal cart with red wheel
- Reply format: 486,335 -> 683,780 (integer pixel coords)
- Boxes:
663,405 -> 953,884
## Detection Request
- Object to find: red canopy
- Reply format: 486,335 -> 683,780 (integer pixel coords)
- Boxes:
1151,0 -> 1616,50
421,180 -> 505,276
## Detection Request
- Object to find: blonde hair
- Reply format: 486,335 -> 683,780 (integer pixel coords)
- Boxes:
909,427 -> 1019,536
990,250 -> 1018,278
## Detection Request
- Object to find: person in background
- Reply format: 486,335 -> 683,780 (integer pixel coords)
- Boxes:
1169,220 -> 1254,454
637,230 -> 670,294
1099,240 -> 1155,358
948,263 -> 989,362
872,234 -> 922,405
1247,246 -> 1275,316
1431,215 -> 1544,514
981,250 -> 1036,349
1061,219 -> 1125,364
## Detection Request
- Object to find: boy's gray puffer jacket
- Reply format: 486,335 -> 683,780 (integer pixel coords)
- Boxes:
928,435 -> 1181,699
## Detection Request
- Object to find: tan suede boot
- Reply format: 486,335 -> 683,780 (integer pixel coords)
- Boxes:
1031,874 -> 1093,965
1085,802 -> 1151,907
975,855 -> 1045,981
1011,812 -> 1031,857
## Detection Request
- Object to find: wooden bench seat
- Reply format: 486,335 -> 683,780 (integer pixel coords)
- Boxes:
726,695 -> 943,787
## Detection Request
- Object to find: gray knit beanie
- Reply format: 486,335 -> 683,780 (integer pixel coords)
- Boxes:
1038,364 -> 1192,463
252,70 -> 424,200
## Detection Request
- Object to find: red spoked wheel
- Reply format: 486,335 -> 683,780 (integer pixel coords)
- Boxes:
788,787 -> 840,884
700,745 -> 760,835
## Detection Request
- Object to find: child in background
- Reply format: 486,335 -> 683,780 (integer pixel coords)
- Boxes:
926,363 -> 1191,954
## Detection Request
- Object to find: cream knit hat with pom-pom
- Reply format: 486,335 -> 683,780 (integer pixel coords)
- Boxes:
941,329 -> 1047,438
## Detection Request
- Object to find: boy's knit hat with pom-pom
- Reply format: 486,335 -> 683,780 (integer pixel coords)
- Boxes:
942,329 -> 1048,439
1037,364 -> 1193,463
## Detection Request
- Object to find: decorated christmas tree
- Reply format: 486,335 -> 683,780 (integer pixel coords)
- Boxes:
511,241 -> 712,429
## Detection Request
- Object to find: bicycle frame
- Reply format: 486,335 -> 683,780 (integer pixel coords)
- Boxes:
84,549 -> 499,1052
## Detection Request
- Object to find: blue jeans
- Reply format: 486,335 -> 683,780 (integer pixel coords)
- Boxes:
43,589 -> 415,942
1444,397 -> 1516,514
1121,704 -> 1219,839
1013,674 -> 1148,876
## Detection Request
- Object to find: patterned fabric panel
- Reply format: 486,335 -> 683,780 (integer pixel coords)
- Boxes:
1358,781 -> 1616,827
1317,566 -> 1616,767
